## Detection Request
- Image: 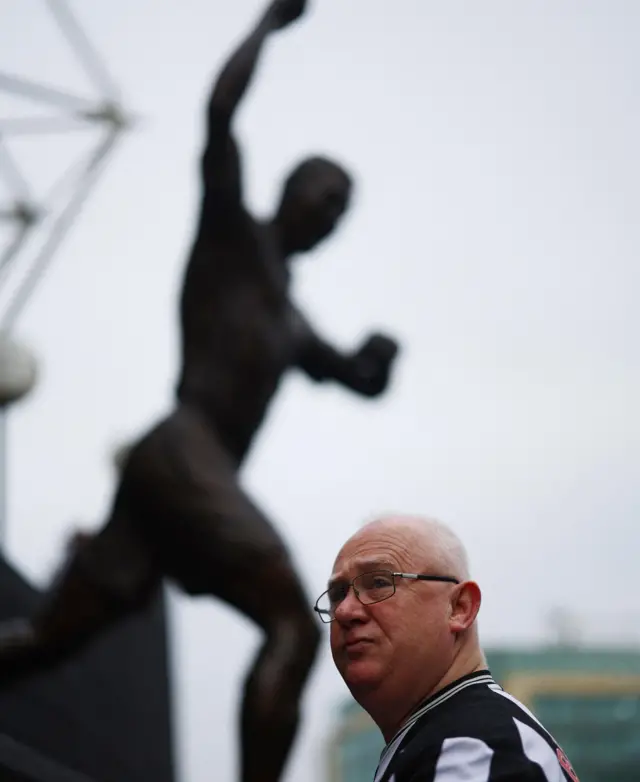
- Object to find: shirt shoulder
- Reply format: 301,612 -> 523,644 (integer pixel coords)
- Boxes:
386,682 -> 580,782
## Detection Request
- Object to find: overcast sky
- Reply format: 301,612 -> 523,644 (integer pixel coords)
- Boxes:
1,1 -> 639,781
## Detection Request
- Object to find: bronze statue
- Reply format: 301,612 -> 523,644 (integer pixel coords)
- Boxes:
0,1 -> 399,780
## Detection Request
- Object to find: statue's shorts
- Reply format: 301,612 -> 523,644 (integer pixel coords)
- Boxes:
73,406 -> 292,606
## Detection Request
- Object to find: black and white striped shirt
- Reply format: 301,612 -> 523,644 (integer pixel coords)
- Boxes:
374,670 -> 580,782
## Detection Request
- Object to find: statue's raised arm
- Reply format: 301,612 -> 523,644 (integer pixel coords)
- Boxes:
201,0 -> 308,217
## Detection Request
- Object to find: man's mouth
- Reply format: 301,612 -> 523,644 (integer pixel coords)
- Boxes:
345,638 -> 373,653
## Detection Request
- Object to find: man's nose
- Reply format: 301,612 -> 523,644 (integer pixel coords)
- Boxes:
333,588 -> 368,624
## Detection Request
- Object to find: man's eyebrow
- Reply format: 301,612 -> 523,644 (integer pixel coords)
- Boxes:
356,558 -> 396,572
327,559 -> 396,587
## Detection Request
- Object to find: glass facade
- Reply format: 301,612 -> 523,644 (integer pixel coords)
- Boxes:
326,646 -> 640,782
326,701 -> 382,782
490,647 -> 640,782
534,693 -> 640,781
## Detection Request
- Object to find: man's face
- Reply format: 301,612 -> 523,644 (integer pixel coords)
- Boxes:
328,525 -> 457,698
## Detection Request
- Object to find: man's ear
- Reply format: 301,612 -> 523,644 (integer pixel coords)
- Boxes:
449,581 -> 481,634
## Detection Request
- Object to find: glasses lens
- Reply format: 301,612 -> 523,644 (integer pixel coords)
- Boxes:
315,590 -> 335,623
354,571 -> 395,605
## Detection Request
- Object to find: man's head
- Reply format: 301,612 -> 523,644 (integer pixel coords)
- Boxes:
274,156 -> 352,254
322,515 -> 483,738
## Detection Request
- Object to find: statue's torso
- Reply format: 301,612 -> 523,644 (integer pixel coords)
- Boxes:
177,210 -> 300,460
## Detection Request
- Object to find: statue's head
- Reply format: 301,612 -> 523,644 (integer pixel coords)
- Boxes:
275,156 -> 353,254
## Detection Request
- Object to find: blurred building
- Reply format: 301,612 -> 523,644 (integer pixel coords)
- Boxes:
326,698 -> 384,782
326,645 -> 640,782
0,556 -> 176,782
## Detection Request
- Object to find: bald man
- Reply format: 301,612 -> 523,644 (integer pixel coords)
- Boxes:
316,516 -> 581,782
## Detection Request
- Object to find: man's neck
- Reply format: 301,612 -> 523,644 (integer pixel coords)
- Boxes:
374,647 -> 488,742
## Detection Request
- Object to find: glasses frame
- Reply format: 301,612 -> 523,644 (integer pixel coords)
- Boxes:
314,570 -> 460,623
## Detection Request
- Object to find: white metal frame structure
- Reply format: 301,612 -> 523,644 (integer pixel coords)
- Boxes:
0,0 -> 130,332
0,0 -> 131,543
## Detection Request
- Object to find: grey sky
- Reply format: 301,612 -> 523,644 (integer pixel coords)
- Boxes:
1,1 -> 639,781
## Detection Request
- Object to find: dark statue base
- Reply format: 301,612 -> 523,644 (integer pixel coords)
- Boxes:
0,555 -> 176,782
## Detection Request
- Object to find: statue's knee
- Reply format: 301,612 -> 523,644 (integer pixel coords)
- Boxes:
0,618 -> 37,651
0,617 -> 65,660
276,610 -> 320,669
301,612 -> 321,662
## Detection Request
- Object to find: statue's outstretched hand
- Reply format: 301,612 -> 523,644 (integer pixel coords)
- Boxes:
352,333 -> 400,397
264,0 -> 308,30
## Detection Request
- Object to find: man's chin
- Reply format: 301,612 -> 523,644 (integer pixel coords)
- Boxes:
342,661 -> 382,694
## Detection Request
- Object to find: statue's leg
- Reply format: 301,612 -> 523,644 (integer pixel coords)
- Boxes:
217,542 -> 320,782
167,506 -> 320,782
0,501 -> 161,688
143,408 -> 321,782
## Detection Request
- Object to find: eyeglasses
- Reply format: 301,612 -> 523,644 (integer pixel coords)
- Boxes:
314,569 -> 460,624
